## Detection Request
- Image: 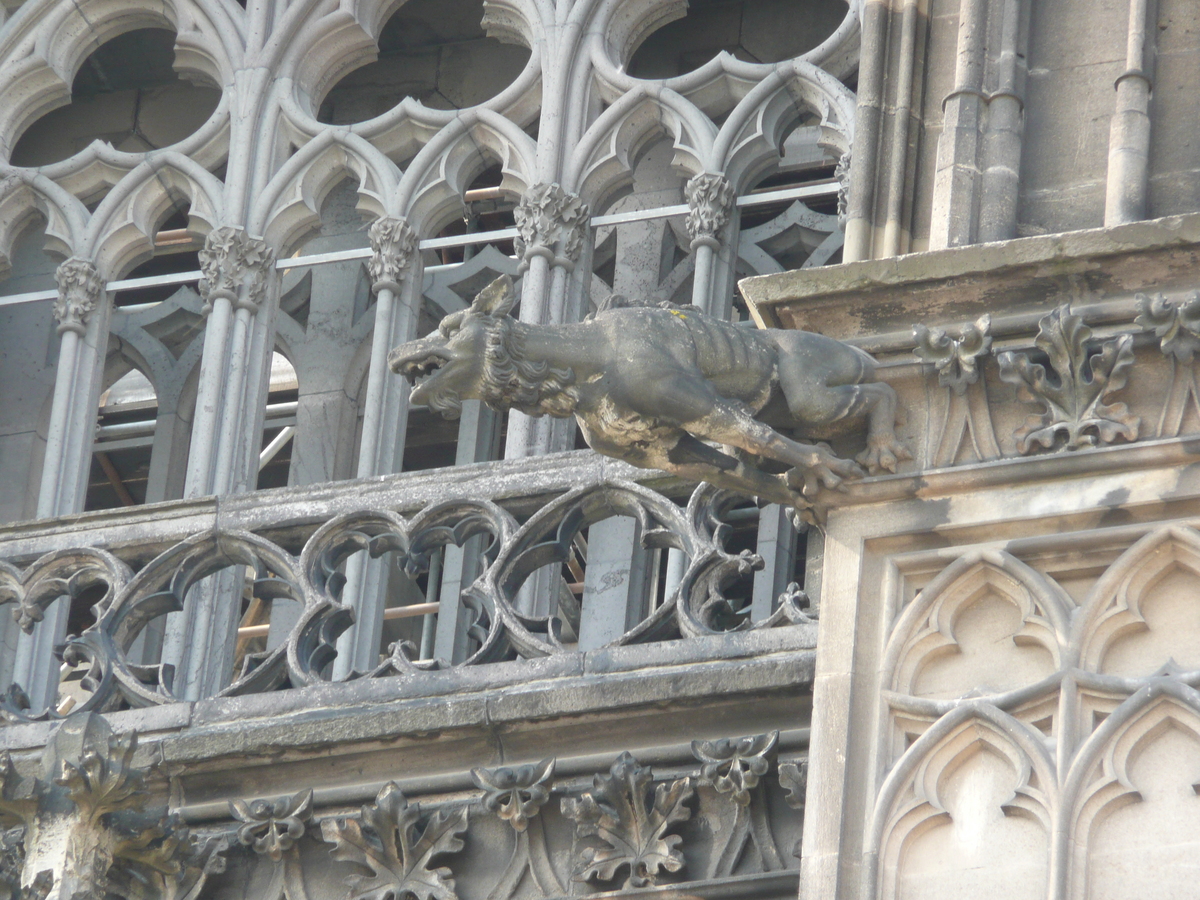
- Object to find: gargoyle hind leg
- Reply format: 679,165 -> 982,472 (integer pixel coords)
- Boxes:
777,370 -> 912,474
681,399 -> 863,496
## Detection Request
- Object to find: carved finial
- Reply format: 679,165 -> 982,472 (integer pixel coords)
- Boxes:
471,758 -> 555,832
198,226 -> 274,314
0,715 -> 226,900
367,217 -> 418,296
913,314 -> 992,395
513,183 -> 589,271
52,259 -> 103,336
684,173 -> 736,251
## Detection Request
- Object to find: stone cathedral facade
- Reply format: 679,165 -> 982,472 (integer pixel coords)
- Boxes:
2,0 -> 1200,899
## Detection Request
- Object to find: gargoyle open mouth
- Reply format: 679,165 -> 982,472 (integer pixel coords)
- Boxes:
398,354 -> 447,384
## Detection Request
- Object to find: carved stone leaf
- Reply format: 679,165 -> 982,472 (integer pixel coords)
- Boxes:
561,752 -> 693,889
321,783 -> 467,900
997,305 -> 1139,452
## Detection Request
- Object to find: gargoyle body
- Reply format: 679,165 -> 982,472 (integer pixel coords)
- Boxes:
389,276 -> 907,518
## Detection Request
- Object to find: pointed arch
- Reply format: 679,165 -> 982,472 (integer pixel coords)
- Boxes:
1075,526 -> 1200,676
84,153 -> 224,279
252,131 -> 401,251
565,87 -> 714,208
884,549 -> 1072,701
394,111 -> 538,235
712,59 -> 856,191
0,170 -> 89,273
865,703 -> 1057,900
1061,681 -> 1200,900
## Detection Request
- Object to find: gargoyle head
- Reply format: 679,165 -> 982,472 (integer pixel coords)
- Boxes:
389,275 -> 576,420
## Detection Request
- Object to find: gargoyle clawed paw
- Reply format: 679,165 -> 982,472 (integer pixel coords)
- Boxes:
855,435 -> 913,475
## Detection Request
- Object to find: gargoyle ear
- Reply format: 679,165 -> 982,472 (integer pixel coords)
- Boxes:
469,274 -> 515,317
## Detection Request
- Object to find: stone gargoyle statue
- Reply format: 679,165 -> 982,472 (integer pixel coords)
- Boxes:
388,275 -> 908,520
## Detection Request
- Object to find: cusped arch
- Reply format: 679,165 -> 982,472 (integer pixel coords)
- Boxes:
253,132 -> 401,253
866,704 -> 1057,900
395,112 -> 537,234
1075,525 -> 1200,676
1061,682 -> 1200,900
712,59 -> 856,191
84,153 -> 224,279
566,89 -> 714,210
884,549 -> 1072,701
0,171 -> 89,274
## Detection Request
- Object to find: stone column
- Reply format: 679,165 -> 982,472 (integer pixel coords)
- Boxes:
685,173 -> 737,317
1105,0 -> 1159,225
10,258 -> 108,711
167,226 -> 276,700
184,226 -> 275,497
333,216 -> 420,679
506,183 -> 589,460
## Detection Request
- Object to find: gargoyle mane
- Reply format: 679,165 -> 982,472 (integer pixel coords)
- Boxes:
481,316 -> 579,418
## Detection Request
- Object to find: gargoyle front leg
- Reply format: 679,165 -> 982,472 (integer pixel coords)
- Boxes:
682,399 -> 864,494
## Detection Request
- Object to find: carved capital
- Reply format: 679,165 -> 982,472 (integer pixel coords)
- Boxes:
53,259 -> 103,336
513,183 -> 589,270
367,217 -> 418,296
684,173 -> 736,251
198,226 -> 274,314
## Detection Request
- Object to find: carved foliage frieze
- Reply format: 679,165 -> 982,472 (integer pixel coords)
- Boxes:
561,752 -> 694,889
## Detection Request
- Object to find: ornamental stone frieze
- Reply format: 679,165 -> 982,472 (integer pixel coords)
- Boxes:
52,259 -> 103,336
684,173 -> 736,252
171,740 -> 806,900
197,227 -> 275,314
366,217 -> 418,296
512,184 -> 589,271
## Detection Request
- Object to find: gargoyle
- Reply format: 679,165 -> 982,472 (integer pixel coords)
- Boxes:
389,276 -> 907,519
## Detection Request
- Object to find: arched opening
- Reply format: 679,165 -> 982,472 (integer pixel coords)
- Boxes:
11,28 -> 221,167
317,0 -> 531,124
627,0 -> 849,78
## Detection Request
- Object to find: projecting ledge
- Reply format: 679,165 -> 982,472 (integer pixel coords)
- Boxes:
739,211 -> 1200,340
